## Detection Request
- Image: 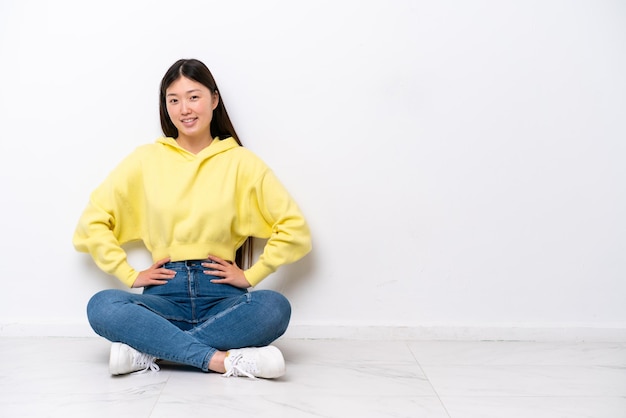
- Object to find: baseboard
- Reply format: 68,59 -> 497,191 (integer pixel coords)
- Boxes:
283,323 -> 626,342
0,321 -> 96,338
2,320 -> 625,342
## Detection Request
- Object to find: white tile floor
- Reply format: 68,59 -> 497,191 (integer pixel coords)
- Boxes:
0,337 -> 625,417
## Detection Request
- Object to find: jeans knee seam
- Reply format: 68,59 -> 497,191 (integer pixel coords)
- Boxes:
190,293 -> 251,336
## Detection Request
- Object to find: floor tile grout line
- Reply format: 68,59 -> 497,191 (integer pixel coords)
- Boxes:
147,371 -> 172,418
405,340 -> 454,418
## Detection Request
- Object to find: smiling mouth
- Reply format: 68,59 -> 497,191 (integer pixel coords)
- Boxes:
181,118 -> 197,123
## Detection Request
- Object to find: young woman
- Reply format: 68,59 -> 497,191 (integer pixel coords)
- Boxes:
73,58 -> 311,378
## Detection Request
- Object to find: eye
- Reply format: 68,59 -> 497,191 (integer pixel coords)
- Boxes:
190,95 -> 199,101
168,98 -> 178,104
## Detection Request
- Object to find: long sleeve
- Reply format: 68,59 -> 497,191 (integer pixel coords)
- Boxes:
73,152 -> 144,287
244,169 -> 312,286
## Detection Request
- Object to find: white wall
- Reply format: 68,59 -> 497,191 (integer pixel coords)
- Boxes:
1,0 -> 624,340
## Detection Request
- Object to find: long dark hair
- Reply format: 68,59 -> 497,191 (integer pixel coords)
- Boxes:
159,58 -> 242,146
159,58 -> 252,268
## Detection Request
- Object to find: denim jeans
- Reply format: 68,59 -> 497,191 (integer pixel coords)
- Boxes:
86,260 -> 291,371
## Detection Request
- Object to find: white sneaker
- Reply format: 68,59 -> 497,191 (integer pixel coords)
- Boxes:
223,345 -> 285,379
109,342 -> 160,375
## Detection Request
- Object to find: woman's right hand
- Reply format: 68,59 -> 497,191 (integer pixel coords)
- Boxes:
131,257 -> 176,288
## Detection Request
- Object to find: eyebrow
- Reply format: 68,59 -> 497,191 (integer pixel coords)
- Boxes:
166,89 -> 202,97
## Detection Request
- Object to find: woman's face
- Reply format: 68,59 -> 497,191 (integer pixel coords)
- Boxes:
165,76 -> 218,141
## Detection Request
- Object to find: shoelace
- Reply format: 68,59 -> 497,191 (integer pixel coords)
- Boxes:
132,352 -> 160,374
222,353 -> 256,379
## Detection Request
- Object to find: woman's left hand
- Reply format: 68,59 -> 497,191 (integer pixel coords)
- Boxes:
202,254 -> 251,288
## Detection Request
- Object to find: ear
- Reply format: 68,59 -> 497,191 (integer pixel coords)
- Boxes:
212,90 -> 220,110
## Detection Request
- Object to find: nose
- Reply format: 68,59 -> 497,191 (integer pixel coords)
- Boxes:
180,100 -> 191,114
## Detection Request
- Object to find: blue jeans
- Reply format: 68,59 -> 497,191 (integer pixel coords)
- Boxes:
86,260 -> 291,371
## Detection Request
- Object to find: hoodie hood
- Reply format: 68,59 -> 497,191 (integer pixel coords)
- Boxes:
156,136 -> 240,161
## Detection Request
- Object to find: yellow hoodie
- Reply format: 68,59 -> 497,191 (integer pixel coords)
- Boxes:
73,136 -> 311,287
